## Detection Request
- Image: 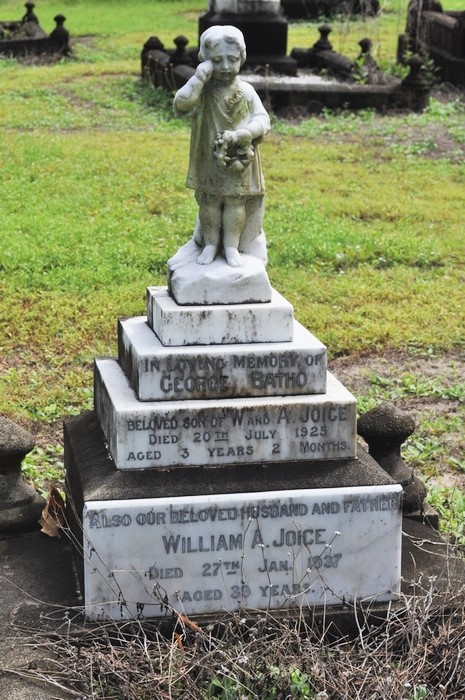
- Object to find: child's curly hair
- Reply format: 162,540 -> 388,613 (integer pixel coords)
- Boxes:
198,25 -> 246,66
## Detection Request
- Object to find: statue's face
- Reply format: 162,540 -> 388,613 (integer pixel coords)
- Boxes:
209,39 -> 242,82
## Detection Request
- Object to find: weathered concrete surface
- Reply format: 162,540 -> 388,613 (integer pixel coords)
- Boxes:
0,528 -> 81,699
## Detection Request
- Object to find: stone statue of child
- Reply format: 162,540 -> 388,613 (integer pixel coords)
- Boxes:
173,25 -> 270,268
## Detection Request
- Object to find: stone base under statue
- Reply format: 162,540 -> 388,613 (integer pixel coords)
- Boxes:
118,315 -> 327,401
168,252 -> 272,305
65,275 -> 404,621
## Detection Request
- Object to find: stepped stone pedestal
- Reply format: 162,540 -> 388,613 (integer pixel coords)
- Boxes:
66,282 -> 402,621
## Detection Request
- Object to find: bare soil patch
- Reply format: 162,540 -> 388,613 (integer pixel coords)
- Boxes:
330,349 -> 465,489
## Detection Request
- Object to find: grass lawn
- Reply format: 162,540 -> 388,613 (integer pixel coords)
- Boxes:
0,2 -> 465,693
1,0 -> 464,490
0,0 -> 465,700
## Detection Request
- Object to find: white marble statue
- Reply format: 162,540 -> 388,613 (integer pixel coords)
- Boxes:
171,25 -> 271,270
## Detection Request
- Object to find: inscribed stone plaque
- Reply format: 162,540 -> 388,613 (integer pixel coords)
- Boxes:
82,485 -> 403,620
94,359 -> 356,469
119,317 -> 327,401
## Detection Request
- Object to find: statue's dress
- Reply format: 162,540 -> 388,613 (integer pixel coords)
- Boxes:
183,79 -> 268,197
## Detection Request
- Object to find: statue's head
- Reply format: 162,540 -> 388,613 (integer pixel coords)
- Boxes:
198,25 -> 247,67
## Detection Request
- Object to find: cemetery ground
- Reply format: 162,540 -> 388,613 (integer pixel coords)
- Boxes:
0,0 -> 464,697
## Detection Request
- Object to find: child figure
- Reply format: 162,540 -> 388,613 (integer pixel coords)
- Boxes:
174,25 -> 270,267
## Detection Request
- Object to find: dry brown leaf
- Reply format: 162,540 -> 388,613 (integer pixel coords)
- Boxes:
39,486 -> 66,537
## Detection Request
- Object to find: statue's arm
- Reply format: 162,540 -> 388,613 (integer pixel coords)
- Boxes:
174,60 -> 213,114
234,85 -> 271,144
243,114 -> 270,141
247,90 -> 271,141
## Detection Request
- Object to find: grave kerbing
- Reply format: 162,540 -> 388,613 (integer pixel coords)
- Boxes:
65,26 -> 402,621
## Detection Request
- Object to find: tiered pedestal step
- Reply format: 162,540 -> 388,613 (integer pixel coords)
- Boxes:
95,286 -> 356,470
95,359 -> 356,469
118,316 -> 327,401
146,286 -> 294,345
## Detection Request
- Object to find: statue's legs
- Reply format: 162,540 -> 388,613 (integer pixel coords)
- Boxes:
197,193 -> 246,267
223,196 -> 246,267
197,193 -> 222,265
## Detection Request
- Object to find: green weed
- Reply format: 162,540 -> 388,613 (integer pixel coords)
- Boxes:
408,686 -> 429,700
367,372 -> 465,402
449,457 -> 465,472
203,664 -> 314,699
427,485 -> 465,545
22,444 -> 65,497
403,436 -> 444,469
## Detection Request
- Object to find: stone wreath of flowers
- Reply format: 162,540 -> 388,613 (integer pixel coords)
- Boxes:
213,131 -> 255,173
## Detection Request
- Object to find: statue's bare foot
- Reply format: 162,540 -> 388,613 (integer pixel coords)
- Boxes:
197,245 -> 217,265
225,247 -> 245,267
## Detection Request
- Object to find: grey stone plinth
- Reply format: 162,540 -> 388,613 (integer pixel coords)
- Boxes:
94,358 -> 357,470
64,412 -> 401,620
0,530 -> 81,700
212,0 -> 281,15
118,316 -> 327,401
64,412 -> 396,503
147,286 -> 294,346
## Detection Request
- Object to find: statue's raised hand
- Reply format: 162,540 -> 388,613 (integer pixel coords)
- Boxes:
195,60 -> 214,83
